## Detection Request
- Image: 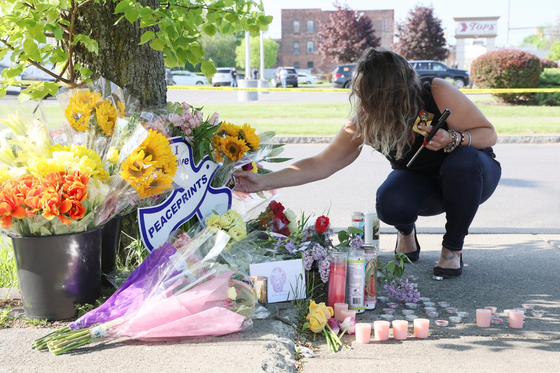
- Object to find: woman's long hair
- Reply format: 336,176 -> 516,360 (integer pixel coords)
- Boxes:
350,48 -> 423,159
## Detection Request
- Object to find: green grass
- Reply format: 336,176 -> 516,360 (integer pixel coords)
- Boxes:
2,95 -> 560,136
0,237 -> 18,289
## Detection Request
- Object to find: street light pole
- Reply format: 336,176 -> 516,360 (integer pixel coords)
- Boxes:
507,0 -> 511,46
245,31 -> 251,79
260,31 -> 265,80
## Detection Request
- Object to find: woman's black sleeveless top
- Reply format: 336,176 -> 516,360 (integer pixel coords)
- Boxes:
386,77 -> 496,175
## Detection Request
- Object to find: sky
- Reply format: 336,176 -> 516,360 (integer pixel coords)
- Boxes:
260,0 -> 560,48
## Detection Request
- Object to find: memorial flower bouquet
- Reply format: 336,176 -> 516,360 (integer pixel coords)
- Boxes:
32,226 -> 262,355
0,80 -> 180,236
303,301 -> 350,352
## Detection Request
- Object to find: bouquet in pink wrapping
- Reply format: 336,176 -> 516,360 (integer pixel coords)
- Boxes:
32,226 -> 260,355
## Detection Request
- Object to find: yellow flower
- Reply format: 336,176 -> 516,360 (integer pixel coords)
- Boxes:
241,123 -> 260,150
136,169 -> 174,198
221,136 -> 250,162
117,101 -> 126,118
95,99 -> 118,136
106,147 -> 119,164
307,311 -> 327,333
216,122 -> 241,137
212,136 -> 224,163
27,157 -> 65,177
227,226 -> 246,241
141,130 -> 177,174
0,168 -> 10,184
205,214 -> 221,227
308,301 -> 334,319
64,90 -> 102,132
219,213 -> 234,229
120,149 -> 156,183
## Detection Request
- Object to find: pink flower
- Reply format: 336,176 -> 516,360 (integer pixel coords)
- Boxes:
173,233 -> 191,249
327,318 -> 340,335
208,112 -> 220,125
340,316 -> 356,335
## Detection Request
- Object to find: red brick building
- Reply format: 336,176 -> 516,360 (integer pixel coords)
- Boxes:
277,8 -> 394,74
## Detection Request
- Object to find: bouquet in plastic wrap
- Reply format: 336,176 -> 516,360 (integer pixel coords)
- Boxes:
32,226 -> 263,355
0,78 -> 181,236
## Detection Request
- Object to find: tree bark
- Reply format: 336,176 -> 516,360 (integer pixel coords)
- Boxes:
75,0 -> 167,107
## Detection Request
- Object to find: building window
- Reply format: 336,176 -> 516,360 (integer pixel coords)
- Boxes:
293,41 -> 300,54
293,21 -> 300,34
294,61 -> 300,69
307,20 -> 314,33
307,61 -> 314,69
307,41 -> 314,54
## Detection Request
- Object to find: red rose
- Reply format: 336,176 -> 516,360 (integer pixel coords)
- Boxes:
315,215 -> 329,234
269,201 -> 284,215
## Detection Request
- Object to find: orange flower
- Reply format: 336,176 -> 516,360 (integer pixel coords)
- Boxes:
63,172 -> 89,202
0,191 -> 26,229
44,172 -> 67,190
41,190 -> 72,225
24,186 -> 44,218
12,175 -> 40,198
67,200 -> 86,220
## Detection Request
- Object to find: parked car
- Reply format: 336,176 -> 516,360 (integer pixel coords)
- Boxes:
297,72 -> 318,85
21,65 -> 57,83
211,67 -> 234,87
271,67 -> 298,88
408,60 -> 470,88
171,70 -> 207,86
331,64 -> 355,89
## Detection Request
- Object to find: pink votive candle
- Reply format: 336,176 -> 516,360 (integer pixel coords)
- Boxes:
476,309 -> 492,327
509,310 -> 524,329
374,320 -> 390,341
340,309 -> 356,322
334,303 -> 349,322
355,323 -> 372,344
413,318 -> 430,339
392,320 -> 409,340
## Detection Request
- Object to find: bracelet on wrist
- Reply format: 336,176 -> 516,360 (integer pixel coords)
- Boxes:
444,130 -> 459,153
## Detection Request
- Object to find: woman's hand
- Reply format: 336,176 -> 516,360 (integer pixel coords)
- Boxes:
233,171 -> 267,193
418,125 -> 452,151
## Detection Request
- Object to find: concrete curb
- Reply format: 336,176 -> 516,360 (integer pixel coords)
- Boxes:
273,135 -> 560,144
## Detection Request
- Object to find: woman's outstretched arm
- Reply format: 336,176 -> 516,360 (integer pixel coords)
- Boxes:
234,121 -> 363,193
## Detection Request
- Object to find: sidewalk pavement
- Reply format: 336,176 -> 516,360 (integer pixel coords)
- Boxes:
1,233 -> 559,372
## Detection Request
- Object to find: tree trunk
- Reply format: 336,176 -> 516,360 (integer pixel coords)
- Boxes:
75,0 -> 167,107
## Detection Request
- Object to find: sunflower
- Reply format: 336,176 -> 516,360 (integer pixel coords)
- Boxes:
241,123 -> 260,150
221,135 -> 250,162
95,99 -> 118,136
212,136 -> 224,163
136,169 -> 174,198
120,149 -> 156,186
216,122 -> 241,137
141,130 -> 177,174
64,90 -> 102,132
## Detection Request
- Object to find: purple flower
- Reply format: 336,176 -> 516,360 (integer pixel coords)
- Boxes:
303,250 -> 314,271
208,112 -> 220,125
327,318 -> 340,335
284,240 -> 296,255
350,235 -> 364,249
311,244 -> 327,262
384,278 -> 421,303
318,258 -> 330,283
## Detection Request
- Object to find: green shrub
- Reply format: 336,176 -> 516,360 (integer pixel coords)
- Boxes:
534,68 -> 560,106
471,49 -> 541,103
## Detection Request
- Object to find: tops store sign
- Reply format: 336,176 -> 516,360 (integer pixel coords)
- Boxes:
138,137 -> 232,251
455,20 -> 498,38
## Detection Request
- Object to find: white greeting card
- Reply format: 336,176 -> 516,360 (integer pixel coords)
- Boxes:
249,259 -> 306,303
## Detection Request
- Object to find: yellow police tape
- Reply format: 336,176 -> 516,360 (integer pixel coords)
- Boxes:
168,85 -> 560,94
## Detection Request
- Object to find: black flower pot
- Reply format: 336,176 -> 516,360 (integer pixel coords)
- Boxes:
11,228 -> 102,320
101,215 -> 122,276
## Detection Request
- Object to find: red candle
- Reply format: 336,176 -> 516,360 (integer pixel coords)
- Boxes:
327,252 -> 348,307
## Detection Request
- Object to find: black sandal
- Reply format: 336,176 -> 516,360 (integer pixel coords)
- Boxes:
433,254 -> 464,278
394,225 -> 421,262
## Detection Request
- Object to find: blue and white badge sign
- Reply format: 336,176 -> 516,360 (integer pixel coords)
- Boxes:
138,137 -> 232,251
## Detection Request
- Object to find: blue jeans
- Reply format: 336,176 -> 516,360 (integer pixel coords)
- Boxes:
281,77 -> 287,88
231,79 -> 237,87
376,147 -> 501,251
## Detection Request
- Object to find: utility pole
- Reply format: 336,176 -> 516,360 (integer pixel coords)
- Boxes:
507,0 -> 511,46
